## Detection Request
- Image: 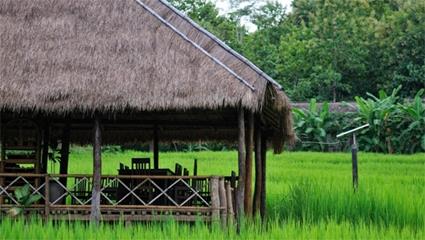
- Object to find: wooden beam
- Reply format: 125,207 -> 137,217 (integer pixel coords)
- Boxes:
59,123 -> 70,188
153,124 -> 159,169
41,124 -> 49,174
90,116 -> 102,223
260,133 -> 267,220
236,108 -> 246,223
244,112 -> 254,216
253,121 -> 262,216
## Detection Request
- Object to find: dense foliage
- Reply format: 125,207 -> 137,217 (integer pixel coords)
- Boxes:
293,87 -> 425,153
169,0 -> 425,101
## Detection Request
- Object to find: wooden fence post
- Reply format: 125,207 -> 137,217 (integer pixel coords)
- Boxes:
225,181 -> 234,226
219,178 -> 227,227
210,177 -> 220,223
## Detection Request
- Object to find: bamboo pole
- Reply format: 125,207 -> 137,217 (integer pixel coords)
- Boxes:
219,178 -> 227,227
244,112 -> 254,216
253,123 -> 262,216
90,116 -> 102,224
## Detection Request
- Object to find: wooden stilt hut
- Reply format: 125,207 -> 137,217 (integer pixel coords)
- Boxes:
0,0 -> 294,222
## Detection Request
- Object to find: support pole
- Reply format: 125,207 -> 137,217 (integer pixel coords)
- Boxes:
153,124 -> 159,169
0,113 -> 3,204
236,108 -> 246,226
260,133 -> 267,220
90,116 -> 102,224
244,112 -> 254,216
253,122 -> 262,216
41,124 -> 49,174
59,123 -> 70,188
352,133 -> 358,191
219,178 -> 228,228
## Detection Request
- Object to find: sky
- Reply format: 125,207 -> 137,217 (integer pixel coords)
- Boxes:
213,0 -> 293,31
214,0 -> 293,13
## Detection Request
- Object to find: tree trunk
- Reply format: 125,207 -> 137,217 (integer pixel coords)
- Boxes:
90,116 -> 102,224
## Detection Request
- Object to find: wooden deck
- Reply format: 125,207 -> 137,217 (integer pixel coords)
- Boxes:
0,173 -> 236,223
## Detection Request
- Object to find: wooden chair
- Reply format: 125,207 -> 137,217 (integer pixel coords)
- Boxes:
174,163 -> 182,176
72,177 -> 92,204
101,177 -> 118,204
132,158 -> 150,171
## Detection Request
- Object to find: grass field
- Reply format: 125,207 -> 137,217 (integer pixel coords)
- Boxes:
1,149 -> 424,239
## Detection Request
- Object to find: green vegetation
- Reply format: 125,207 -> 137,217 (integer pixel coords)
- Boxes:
3,149 -> 421,239
169,0 -> 425,101
293,87 -> 425,153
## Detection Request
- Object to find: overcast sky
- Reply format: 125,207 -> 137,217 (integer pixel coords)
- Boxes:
214,0 -> 293,13
213,0 -> 293,31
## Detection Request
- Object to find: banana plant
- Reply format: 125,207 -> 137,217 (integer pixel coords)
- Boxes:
354,86 -> 401,153
293,99 -> 331,151
398,89 -> 425,153
7,184 -> 42,217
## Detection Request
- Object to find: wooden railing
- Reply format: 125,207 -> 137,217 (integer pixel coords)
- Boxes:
0,173 -> 235,223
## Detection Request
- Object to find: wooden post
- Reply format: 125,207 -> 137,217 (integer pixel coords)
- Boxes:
59,123 -> 70,188
44,174 -> 50,218
210,177 -> 220,223
193,158 -> 198,176
90,116 -> 102,224
260,133 -> 267,220
41,125 -> 49,174
0,113 -> 3,204
219,178 -> 228,227
253,123 -> 262,216
153,124 -> 159,169
225,181 -> 235,226
236,108 -> 246,223
352,134 -> 358,191
244,112 -> 254,216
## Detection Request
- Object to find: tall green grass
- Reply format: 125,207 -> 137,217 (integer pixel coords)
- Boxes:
2,149 -> 424,239
1,217 -> 423,240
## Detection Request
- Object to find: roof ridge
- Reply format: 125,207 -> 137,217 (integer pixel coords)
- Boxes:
134,0 -> 256,92
156,0 -> 283,90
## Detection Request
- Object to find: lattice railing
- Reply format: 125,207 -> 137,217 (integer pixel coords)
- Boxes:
0,174 -> 212,208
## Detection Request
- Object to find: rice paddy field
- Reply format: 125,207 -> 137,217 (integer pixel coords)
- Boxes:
1,148 -> 424,239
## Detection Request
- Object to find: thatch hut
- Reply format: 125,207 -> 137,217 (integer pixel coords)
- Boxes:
0,0 -> 294,222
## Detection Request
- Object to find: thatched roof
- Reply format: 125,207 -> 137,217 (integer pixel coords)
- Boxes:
0,0 -> 294,147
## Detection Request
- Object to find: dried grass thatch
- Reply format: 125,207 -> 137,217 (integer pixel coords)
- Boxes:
0,0 -> 294,148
